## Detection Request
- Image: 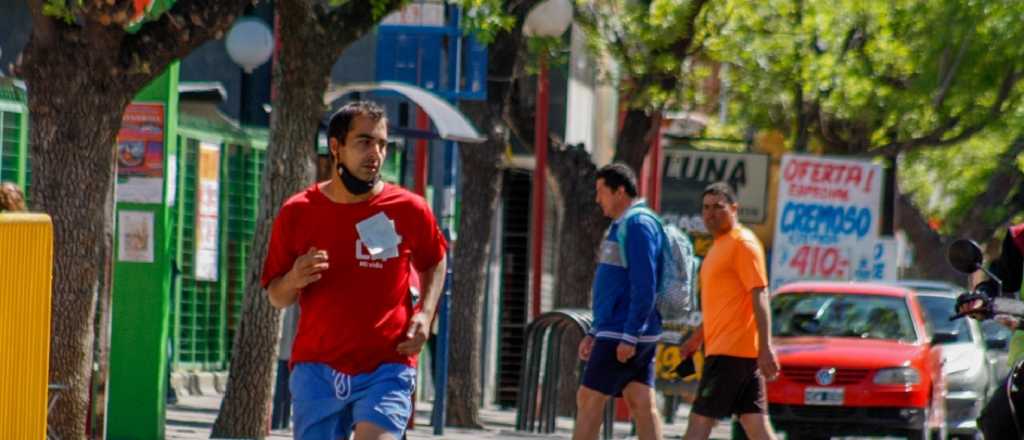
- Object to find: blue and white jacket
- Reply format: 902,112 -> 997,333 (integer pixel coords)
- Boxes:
589,201 -> 663,345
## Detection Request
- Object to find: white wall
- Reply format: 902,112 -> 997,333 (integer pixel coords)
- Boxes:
564,23 -> 619,167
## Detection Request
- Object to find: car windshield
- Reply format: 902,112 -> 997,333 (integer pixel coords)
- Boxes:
916,295 -> 973,344
772,293 -> 917,342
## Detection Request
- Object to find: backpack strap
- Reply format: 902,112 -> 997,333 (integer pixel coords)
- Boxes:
614,205 -> 662,267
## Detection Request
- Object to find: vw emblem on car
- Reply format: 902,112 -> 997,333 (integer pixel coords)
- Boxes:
816,367 -> 837,385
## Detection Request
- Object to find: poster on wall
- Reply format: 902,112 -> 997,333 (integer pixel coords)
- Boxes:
116,103 -> 165,204
195,141 -> 220,282
659,148 -> 770,233
166,154 -> 177,207
117,210 -> 154,263
770,154 -> 887,290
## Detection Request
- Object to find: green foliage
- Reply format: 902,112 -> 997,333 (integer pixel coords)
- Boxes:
42,0 -> 83,23
898,132 -> 1019,233
692,0 -> 1024,153
523,35 -> 570,74
458,0 -> 516,44
575,0 -> 708,110
43,0 -> 175,29
899,101 -> 1024,231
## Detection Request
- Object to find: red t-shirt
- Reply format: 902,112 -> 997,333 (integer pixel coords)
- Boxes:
261,182 -> 447,375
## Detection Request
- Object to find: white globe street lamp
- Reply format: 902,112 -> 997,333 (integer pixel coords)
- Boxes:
225,17 -> 274,74
523,0 -> 573,38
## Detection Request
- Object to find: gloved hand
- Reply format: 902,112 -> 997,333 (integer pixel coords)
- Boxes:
975,280 -> 1001,298
955,291 -> 993,321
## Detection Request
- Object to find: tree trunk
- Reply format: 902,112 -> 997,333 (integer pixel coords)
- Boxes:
211,4 -> 325,437
896,136 -> 1024,282
547,144 -> 607,416
21,59 -> 126,440
90,242 -> 115,438
954,136 -> 1024,241
445,105 -> 505,428
612,109 -> 659,173
444,0 -> 539,426
549,145 -> 606,309
212,0 -> 406,435
17,2 -> 253,437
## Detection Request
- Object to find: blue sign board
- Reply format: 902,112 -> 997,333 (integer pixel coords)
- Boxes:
375,4 -> 487,101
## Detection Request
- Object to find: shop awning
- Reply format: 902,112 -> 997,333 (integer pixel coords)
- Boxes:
324,81 -> 487,144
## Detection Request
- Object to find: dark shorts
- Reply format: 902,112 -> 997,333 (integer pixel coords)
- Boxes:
580,338 -> 656,397
691,355 -> 767,419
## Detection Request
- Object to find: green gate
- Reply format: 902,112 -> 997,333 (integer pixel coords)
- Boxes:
171,118 -> 267,371
0,82 -> 29,196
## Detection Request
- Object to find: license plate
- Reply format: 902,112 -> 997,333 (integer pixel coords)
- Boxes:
804,387 -> 844,406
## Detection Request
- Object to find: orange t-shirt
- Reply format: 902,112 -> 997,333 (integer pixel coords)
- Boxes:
699,225 -> 768,358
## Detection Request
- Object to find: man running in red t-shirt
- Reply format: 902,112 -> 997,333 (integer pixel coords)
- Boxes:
261,101 -> 448,440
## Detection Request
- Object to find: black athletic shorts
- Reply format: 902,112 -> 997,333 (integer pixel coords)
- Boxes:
580,338 -> 656,397
691,355 -> 767,419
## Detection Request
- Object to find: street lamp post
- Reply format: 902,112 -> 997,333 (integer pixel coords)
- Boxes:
524,0 -> 572,320
225,17 -> 274,74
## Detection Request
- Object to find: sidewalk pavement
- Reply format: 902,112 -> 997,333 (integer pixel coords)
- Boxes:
166,393 -> 735,439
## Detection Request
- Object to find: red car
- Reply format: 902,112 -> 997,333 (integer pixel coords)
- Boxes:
767,282 -> 946,440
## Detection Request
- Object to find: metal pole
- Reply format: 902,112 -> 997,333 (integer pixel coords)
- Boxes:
430,139 -> 457,435
431,264 -> 452,435
649,114 -> 663,212
414,108 -> 429,196
530,56 -> 550,320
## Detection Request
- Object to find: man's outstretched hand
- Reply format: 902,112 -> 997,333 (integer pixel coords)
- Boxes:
397,312 -> 432,355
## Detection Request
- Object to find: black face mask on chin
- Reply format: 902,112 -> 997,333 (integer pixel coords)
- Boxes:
336,161 -> 379,195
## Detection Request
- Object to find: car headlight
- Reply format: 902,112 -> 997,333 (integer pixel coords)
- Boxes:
874,367 -> 921,385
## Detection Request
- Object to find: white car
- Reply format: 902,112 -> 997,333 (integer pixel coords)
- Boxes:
898,280 -> 995,439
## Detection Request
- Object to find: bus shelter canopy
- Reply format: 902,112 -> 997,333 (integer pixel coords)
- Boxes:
325,81 -> 486,144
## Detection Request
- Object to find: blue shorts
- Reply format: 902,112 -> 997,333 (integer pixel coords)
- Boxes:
290,362 -> 416,439
580,338 -> 656,397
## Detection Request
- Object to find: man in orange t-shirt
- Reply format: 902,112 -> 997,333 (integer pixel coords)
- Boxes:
679,182 -> 780,440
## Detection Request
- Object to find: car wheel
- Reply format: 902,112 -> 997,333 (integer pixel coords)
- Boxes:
784,430 -> 830,440
904,427 -> 945,440
904,429 -> 926,440
786,434 -> 829,440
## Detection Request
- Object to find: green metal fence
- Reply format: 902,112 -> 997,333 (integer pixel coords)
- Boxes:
0,82 -> 29,196
170,127 -> 267,371
224,143 -> 264,359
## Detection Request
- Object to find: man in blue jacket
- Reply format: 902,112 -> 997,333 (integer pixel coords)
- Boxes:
572,163 -> 664,440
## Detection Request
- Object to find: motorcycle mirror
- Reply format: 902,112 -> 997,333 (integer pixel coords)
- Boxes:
947,239 -> 984,274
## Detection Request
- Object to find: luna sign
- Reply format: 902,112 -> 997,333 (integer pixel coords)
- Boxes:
659,148 -> 770,232
770,154 -> 885,290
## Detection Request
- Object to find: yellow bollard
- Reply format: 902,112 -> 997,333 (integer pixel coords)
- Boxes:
0,213 -> 53,439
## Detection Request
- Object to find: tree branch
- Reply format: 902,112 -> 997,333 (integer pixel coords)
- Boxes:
932,34 -> 970,109
322,0 -> 408,52
122,0 -> 251,88
877,66 -> 1022,156
26,0 -> 58,48
954,136 -> 1024,241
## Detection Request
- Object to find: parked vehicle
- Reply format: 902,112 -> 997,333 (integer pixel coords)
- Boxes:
946,238 -> 1024,438
899,279 -> 1011,386
908,284 -> 993,439
767,281 -> 946,440
980,320 -> 1012,380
